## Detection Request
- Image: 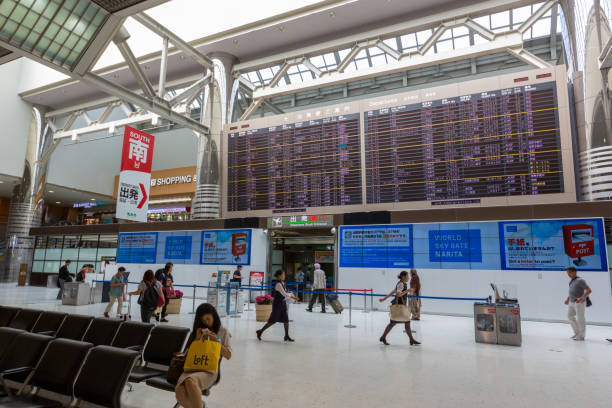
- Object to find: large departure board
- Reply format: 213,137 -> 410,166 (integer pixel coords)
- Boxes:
227,113 -> 362,212
365,81 -> 564,204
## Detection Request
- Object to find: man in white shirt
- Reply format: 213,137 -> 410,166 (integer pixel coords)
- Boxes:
306,264 -> 327,313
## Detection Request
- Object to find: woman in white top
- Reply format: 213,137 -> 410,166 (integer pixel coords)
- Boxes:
378,271 -> 421,346
256,270 -> 299,342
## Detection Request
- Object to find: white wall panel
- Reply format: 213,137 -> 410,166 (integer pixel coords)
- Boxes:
0,60 -> 31,178
46,127 -> 198,195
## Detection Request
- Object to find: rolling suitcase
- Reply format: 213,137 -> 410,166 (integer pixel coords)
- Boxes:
326,293 -> 344,314
119,293 -> 132,321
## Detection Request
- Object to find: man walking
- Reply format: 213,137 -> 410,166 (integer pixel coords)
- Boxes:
306,263 -> 326,313
104,267 -> 126,318
56,260 -> 73,300
564,266 -> 592,341
295,266 -> 305,301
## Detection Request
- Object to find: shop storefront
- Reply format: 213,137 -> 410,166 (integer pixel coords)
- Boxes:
114,166 -> 196,222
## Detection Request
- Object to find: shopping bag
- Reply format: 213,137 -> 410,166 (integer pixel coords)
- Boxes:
389,304 -> 412,322
183,339 -> 221,372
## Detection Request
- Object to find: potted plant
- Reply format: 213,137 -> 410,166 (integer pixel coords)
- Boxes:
166,289 -> 184,314
255,295 -> 273,322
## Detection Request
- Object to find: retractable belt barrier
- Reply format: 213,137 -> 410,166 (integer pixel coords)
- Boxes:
93,280 -> 487,328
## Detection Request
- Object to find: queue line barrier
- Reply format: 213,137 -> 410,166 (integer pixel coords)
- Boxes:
93,280 -> 488,329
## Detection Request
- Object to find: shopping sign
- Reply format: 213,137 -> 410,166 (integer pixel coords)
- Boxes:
116,126 -> 155,222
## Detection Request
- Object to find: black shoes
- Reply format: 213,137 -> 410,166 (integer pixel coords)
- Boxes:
306,309 -> 312,312
160,318 -> 169,323
379,337 -> 390,346
410,339 -> 421,345
256,330 -> 263,341
284,336 -> 295,342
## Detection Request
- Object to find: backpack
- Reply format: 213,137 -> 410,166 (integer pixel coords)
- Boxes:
138,283 -> 160,309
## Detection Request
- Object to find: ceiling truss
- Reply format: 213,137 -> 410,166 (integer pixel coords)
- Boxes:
235,0 -> 558,121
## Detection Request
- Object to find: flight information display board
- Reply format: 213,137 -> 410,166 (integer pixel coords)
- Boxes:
227,113 -> 362,212
365,81 -> 564,204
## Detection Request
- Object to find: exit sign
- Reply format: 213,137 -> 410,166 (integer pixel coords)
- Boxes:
267,215 -> 334,228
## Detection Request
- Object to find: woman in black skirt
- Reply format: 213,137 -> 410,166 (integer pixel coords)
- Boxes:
256,270 -> 299,342
378,271 -> 421,346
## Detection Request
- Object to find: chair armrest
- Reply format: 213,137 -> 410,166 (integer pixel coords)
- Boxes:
0,367 -> 32,378
37,330 -> 55,336
126,345 -> 143,352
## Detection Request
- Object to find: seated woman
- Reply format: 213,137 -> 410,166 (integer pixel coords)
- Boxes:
175,303 -> 231,408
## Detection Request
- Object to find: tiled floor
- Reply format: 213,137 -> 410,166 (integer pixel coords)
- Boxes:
2,283 -> 612,408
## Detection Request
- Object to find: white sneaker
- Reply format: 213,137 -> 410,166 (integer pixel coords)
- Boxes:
572,337 -> 584,341
570,335 -> 577,339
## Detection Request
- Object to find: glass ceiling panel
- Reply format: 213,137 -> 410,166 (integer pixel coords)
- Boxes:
0,0 -> 108,69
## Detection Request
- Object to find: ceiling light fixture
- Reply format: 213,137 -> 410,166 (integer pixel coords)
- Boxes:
49,190 -> 55,193
55,201 -> 61,204
232,39 -> 239,45
329,11 -> 336,18
278,25 -> 286,32
90,198 -> 96,201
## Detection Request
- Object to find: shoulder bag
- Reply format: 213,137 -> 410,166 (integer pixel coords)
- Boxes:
389,291 -> 411,322
167,352 -> 186,383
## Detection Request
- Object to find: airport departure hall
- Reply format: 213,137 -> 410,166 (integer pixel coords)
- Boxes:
0,0 -> 611,407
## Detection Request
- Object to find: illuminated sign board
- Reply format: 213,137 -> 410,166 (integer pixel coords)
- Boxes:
267,214 -> 334,228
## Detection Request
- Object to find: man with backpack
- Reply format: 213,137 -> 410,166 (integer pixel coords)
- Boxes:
129,269 -> 164,323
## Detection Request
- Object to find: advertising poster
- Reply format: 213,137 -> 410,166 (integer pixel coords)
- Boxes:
499,218 -> 608,271
116,126 -> 155,222
116,233 -> 158,263
201,230 -> 251,265
339,225 -> 413,268
249,271 -> 264,302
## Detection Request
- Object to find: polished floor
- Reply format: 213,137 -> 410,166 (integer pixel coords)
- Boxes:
1,283 -> 611,408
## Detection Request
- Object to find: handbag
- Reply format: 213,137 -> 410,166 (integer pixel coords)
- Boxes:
166,352 -> 186,384
389,295 -> 411,322
183,339 -> 221,372
586,296 -> 592,307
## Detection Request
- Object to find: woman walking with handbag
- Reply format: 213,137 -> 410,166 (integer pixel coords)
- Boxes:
175,303 -> 231,408
378,271 -> 421,346
256,269 -> 299,342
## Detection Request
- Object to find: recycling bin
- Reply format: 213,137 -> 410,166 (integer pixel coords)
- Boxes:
496,303 -> 522,346
474,302 -> 497,344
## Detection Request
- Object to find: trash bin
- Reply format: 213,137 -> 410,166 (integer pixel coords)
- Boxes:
62,282 -> 90,306
496,303 -> 521,346
474,302 -> 497,344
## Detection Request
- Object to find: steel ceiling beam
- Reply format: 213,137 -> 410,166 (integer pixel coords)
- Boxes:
168,73 -> 212,107
80,73 -> 209,136
113,27 -> 156,99
252,32 -> 523,101
133,12 -> 214,71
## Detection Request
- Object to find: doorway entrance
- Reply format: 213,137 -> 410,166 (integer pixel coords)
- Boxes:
269,233 -> 335,290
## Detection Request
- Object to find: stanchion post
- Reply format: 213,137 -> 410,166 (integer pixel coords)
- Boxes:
370,288 -> 374,311
344,292 -> 357,328
189,284 -> 196,314
362,289 -> 369,313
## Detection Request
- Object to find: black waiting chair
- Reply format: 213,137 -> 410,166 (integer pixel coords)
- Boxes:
0,307 -> 21,327
82,318 -> 123,346
128,325 -> 190,384
31,311 -> 67,336
0,338 -> 93,407
0,327 -> 24,361
8,309 -> 43,331
73,346 -> 140,408
0,332 -> 52,394
111,321 -> 154,351
146,358 -> 222,408
55,314 -> 93,341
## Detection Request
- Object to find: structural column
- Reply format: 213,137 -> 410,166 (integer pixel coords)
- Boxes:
2,107 -> 48,282
192,52 -> 237,219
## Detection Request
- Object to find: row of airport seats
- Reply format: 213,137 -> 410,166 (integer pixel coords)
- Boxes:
0,305 -> 219,408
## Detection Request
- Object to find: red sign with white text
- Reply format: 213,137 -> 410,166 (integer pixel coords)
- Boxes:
116,126 -> 155,222
121,126 -> 155,172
